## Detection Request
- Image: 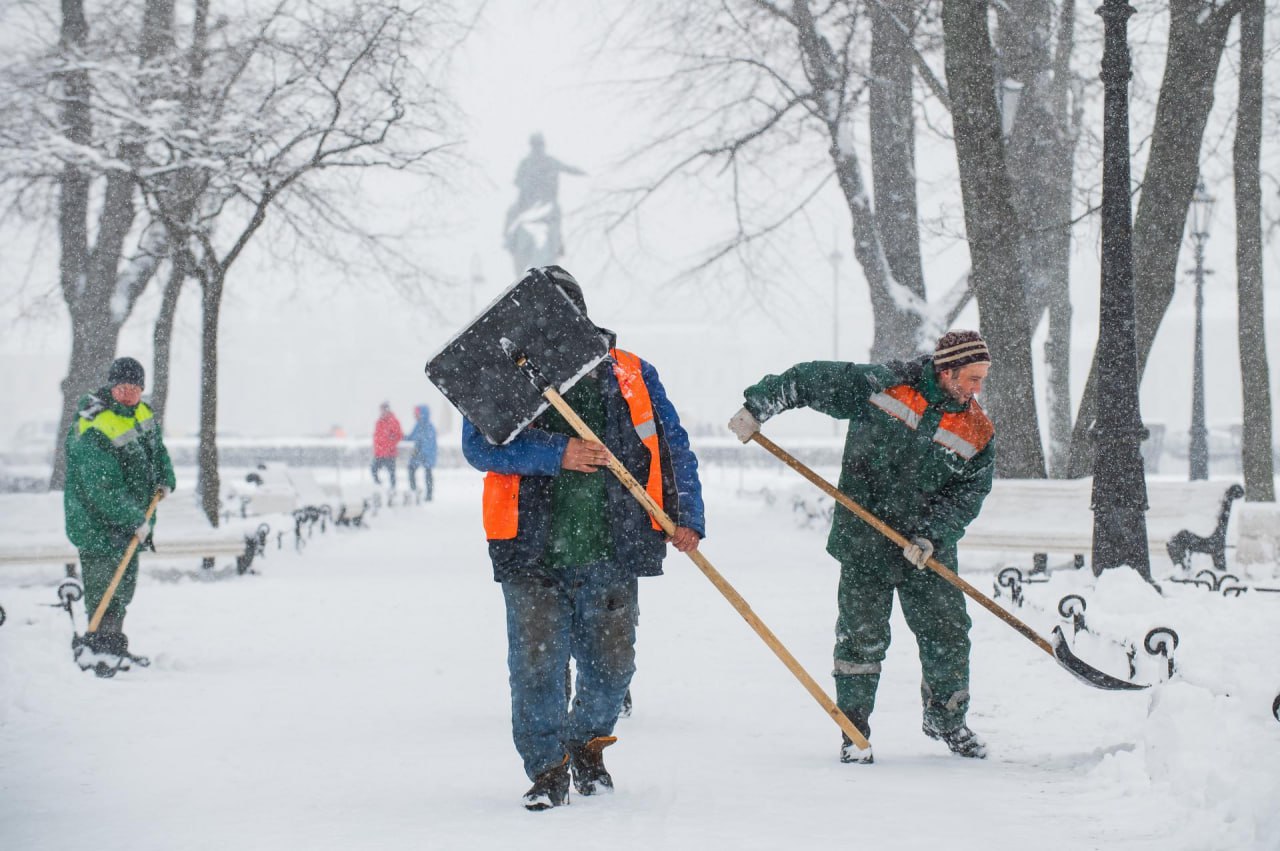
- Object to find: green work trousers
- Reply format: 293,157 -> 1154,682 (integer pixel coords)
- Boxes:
80,549 -> 139,629
832,534 -> 972,733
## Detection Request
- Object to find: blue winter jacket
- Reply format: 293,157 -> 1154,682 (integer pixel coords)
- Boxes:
408,405 -> 438,466
462,349 -> 705,582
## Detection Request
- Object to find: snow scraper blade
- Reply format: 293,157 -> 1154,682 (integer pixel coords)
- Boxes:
747,431 -> 1151,692
1050,626 -> 1148,691
423,267 -> 610,445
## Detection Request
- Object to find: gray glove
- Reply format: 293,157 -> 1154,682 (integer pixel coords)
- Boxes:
727,407 -> 761,443
133,522 -> 152,543
902,536 -> 934,569
157,485 -> 172,498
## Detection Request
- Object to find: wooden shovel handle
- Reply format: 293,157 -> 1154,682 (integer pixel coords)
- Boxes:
541,389 -> 872,752
749,432 -> 1055,658
87,490 -> 165,633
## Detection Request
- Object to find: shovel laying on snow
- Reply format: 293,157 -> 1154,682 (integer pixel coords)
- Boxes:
425,267 -> 874,758
748,431 -> 1148,691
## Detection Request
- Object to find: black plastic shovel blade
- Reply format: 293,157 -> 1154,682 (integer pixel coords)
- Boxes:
424,267 -> 609,445
1050,626 -> 1149,691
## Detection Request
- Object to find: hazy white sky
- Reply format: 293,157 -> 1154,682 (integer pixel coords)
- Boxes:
1,0 -> 1277,453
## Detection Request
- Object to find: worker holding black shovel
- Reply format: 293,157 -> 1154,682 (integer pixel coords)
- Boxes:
457,268 -> 705,811
729,331 -> 996,760
63,356 -> 175,678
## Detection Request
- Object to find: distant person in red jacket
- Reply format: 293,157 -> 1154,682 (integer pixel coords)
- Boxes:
371,402 -> 404,489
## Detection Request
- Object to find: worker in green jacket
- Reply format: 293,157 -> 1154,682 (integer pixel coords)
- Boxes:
64,357 -> 176,671
728,330 -> 995,761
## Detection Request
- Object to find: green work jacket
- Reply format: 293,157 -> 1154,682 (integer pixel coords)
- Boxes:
64,389 -> 177,554
743,357 -> 995,564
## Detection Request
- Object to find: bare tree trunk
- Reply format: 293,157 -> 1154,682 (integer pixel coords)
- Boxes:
50,0 -> 172,488
52,63 -> 149,490
197,270 -> 223,526
150,0 -> 209,426
150,255 -> 186,423
1234,0 -> 1274,501
1067,0 -> 1242,476
869,0 -> 927,359
997,0 -> 1061,331
999,0 -> 1080,477
942,0 -> 1047,478
791,1 -> 925,362
51,0 -> 95,489
1043,0 -> 1079,478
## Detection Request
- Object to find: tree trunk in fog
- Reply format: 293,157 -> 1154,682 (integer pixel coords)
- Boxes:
869,0 -> 928,359
942,0 -> 1047,478
150,256 -> 187,424
150,0 -> 209,428
53,0 -> 96,490
191,186 -> 274,528
50,0 -> 171,488
1233,0 -> 1274,502
1042,0 -> 1079,480
997,0 -> 1079,477
1067,0 -> 1242,477
790,1 -> 924,363
197,269 -> 223,526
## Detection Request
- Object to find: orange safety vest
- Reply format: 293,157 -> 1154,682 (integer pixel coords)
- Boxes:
482,348 -> 665,540
868,384 -> 994,460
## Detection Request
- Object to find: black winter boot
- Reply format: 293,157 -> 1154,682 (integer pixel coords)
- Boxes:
838,709 -> 874,764
77,630 -> 127,656
567,736 -> 616,795
101,631 -> 129,656
522,757 -> 570,811
922,718 -> 987,759
92,615 -> 150,667
73,631 -> 130,678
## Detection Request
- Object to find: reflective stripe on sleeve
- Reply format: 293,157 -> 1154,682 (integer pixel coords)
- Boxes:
869,392 -> 920,430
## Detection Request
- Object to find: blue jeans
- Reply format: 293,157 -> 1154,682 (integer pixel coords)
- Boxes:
501,562 -> 638,780
370,456 -> 396,488
407,456 -> 433,498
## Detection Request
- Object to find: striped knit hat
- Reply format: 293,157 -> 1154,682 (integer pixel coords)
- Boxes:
933,330 -> 990,371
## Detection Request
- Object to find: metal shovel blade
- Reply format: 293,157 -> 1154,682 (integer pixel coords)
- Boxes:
1050,626 -> 1149,691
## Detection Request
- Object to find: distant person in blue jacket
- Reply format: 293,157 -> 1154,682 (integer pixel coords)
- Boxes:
462,266 -> 704,812
407,404 -> 438,500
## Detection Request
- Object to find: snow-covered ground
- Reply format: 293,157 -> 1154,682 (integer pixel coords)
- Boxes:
2,467 -> 1279,850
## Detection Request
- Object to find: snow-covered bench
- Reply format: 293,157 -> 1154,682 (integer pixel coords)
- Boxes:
959,478 -> 1245,576
1234,501 -> 1280,575
0,492 -> 266,577
231,464 -> 376,549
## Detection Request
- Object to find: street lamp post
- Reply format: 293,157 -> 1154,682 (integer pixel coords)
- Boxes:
1187,180 -> 1214,481
1090,0 -> 1152,581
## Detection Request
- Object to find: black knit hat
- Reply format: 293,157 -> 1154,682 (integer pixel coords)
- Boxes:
107,356 -> 146,388
541,265 -> 588,316
933,330 -> 990,371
